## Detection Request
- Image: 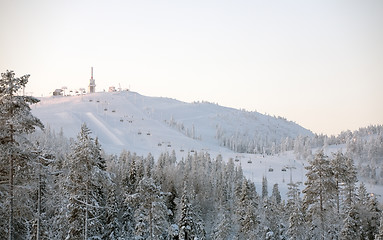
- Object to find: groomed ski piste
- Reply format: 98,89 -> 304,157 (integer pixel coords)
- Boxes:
32,91 -> 383,201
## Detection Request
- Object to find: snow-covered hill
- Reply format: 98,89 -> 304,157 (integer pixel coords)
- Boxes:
32,91 -> 383,202
32,91 -> 312,157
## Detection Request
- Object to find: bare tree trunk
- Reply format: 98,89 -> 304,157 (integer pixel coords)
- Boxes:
9,93 -> 14,240
319,169 -> 324,240
336,180 -> 340,214
9,154 -> 14,240
149,201 -> 153,240
85,182 -> 88,240
36,157 -> 42,240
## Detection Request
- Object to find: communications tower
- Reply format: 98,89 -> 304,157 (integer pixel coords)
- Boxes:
88,67 -> 96,93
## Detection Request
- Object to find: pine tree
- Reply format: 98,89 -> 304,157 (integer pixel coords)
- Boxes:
375,214 -> 383,240
103,174 -> 120,239
357,182 -> 381,239
65,124 -> 108,240
212,200 -> 233,240
339,203 -> 361,240
236,179 -> 259,239
178,185 -> 195,240
178,183 -> 206,240
127,177 -> 170,240
342,156 -> 358,211
365,194 -> 381,240
262,175 -> 268,199
303,150 -> 336,239
29,145 -> 57,240
29,127 -> 71,239
0,70 -> 43,239
286,182 -> 301,211
127,156 -> 144,194
271,183 -> 281,204
287,198 -> 306,240
331,151 -> 348,214
331,151 -> 358,215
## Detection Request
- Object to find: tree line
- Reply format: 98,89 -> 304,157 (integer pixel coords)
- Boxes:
1,71 -> 383,239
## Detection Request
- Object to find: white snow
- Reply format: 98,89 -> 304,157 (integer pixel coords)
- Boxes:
85,112 -> 124,146
32,91 -> 311,156
31,91 -> 383,201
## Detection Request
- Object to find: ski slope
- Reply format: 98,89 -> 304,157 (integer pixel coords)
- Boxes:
32,91 -> 312,157
31,91 -> 383,201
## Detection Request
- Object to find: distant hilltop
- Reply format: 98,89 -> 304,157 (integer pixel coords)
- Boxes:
32,91 -> 312,156
51,67 -> 128,96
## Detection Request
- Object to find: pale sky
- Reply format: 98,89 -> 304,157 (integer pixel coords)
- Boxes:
1,0 -> 382,135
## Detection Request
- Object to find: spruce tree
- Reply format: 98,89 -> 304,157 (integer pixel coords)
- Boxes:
271,183 -> 281,204
365,194 -> 381,240
287,198 -> 306,240
339,203 -> 361,240
103,173 -> 120,239
178,182 -> 206,240
236,179 -> 259,239
375,215 -> 383,240
262,175 -> 268,199
331,151 -> 348,214
127,177 -> 170,240
0,70 -> 43,239
303,150 -> 336,239
178,185 -> 195,240
65,124 -> 108,240
342,156 -> 358,211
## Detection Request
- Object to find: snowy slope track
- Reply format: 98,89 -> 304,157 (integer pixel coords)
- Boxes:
85,112 -> 124,146
33,91 -> 312,155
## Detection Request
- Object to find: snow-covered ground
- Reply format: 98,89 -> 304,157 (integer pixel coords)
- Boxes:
32,91 -> 311,156
32,91 -> 382,201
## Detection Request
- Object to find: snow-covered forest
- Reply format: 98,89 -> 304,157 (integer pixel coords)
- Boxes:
1,71 -> 383,239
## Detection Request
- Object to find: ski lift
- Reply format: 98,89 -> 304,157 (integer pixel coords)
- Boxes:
120,118 -> 124,122
96,100 -> 100,103
248,159 -> 252,164
138,131 -> 142,135
281,168 -> 287,172
158,143 -> 162,147
180,149 -> 184,152
146,132 -> 151,136
104,108 -> 108,111
190,149 -> 195,153
268,167 -> 274,172
167,144 -> 171,147
112,110 -> 116,113
89,99 -> 93,102
235,158 -> 239,162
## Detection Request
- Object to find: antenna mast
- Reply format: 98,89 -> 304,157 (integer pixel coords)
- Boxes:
88,67 -> 96,93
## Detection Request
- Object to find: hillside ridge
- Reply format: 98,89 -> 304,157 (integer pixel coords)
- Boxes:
32,91 -> 313,156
